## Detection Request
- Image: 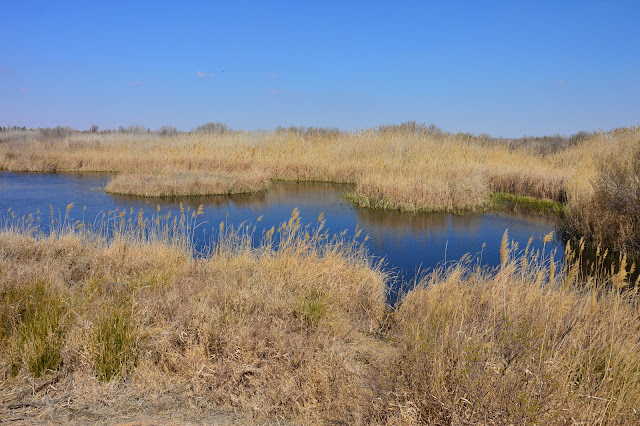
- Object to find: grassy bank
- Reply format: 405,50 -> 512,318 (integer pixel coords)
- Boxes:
488,192 -> 566,217
2,213 -> 640,423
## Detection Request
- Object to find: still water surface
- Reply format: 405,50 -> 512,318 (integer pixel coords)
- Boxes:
0,172 -> 564,300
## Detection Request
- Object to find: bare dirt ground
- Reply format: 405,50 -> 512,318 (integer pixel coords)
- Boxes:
1,378 -> 286,425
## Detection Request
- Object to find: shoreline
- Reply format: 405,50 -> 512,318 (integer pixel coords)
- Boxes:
1,168 -> 567,218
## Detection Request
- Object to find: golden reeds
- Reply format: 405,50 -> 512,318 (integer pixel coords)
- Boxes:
105,170 -> 271,197
0,126 -> 605,213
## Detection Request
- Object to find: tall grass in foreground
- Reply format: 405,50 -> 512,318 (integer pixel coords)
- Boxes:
2,211 -> 640,423
396,236 -> 640,423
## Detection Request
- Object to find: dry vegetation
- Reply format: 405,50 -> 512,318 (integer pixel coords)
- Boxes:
2,209 -> 640,423
0,125 -> 582,213
105,171 -> 271,197
562,127 -> 640,253
3,124 -> 640,422
3,124 -> 640,249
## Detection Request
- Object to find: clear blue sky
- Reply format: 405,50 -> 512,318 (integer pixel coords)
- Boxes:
1,0 -> 638,136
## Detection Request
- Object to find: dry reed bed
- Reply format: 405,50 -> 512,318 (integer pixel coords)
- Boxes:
104,171 -> 271,197
2,211 -> 640,423
561,127 -> 640,253
395,234 -> 640,423
0,129 -> 587,212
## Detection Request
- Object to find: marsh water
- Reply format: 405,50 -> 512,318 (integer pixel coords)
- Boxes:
0,172 -> 564,300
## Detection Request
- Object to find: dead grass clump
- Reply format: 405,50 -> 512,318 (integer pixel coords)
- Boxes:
2,217 -> 640,423
104,171 -> 271,197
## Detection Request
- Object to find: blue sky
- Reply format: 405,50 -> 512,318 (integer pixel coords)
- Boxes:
1,0 -> 638,136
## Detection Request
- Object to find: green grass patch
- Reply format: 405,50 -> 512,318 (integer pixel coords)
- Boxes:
1,281 -> 68,377
297,290 -> 331,329
93,307 -> 139,382
489,192 -> 565,217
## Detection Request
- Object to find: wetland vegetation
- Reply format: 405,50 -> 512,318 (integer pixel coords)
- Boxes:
1,123 -> 640,423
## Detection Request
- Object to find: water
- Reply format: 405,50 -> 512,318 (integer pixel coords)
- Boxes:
0,172 -> 564,300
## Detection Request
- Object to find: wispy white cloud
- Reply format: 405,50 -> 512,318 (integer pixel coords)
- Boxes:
127,81 -> 141,87
196,71 -> 214,78
268,88 -> 304,95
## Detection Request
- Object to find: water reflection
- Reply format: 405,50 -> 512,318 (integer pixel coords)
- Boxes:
0,172 -> 564,302
110,190 -> 269,210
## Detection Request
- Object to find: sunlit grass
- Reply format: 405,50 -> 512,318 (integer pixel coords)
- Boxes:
1,210 -> 640,423
105,170 -> 271,197
0,126 -> 591,211
2,125 -> 640,421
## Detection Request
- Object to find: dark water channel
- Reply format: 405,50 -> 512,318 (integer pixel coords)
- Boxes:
0,172 -> 564,301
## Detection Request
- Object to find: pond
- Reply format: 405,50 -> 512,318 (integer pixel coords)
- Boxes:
0,171 -> 564,301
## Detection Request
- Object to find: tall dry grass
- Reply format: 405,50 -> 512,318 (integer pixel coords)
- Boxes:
2,211 -> 640,423
563,127 -> 640,253
0,210 -> 390,423
394,235 -> 640,423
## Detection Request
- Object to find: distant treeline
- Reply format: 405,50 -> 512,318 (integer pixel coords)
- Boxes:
0,122 -> 232,141
0,121 -> 598,153
376,121 -> 596,154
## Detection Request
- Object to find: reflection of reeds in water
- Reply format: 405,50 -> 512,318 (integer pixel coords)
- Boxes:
355,206 -> 449,233
266,181 -> 354,206
562,237 -> 640,290
2,210 -> 640,423
112,188 -> 271,211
